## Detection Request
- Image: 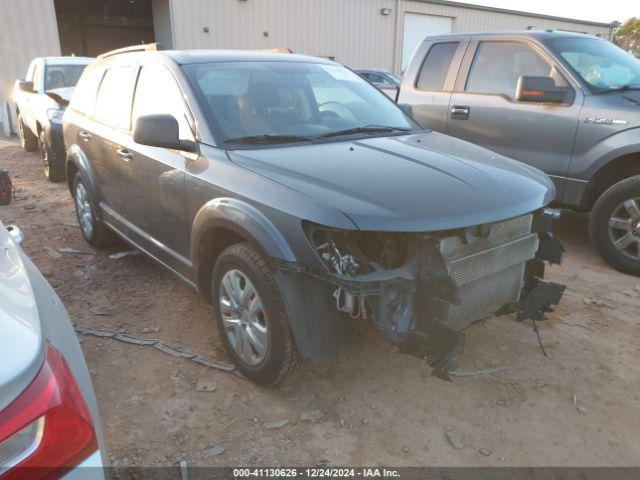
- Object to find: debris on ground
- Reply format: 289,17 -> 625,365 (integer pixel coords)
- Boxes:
449,367 -> 505,378
445,430 -> 465,450
584,298 -> 614,309
299,409 -> 327,423
57,246 -> 95,255
44,246 -> 62,259
179,459 -> 188,480
109,249 -> 141,260
204,444 -> 225,456
196,380 -> 217,392
264,420 -> 289,429
74,325 -> 235,373
89,307 -> 110,316
479,448 -> 491,456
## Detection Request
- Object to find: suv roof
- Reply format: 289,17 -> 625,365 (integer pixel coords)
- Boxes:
96,43 -> 333,66
421,30 -> 603,42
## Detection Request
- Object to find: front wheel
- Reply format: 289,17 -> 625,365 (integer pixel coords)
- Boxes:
212,242 -> 299,385
72,174 -> 114,249
18,115 -> 38,151
39,130 -> 64,182
589,176 -> 640,276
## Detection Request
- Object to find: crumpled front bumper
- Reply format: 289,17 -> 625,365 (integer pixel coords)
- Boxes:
274,209 -> 566,364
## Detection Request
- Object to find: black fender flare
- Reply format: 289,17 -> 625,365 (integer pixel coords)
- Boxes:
65,145 -> 101,216
190,197 -> 297,283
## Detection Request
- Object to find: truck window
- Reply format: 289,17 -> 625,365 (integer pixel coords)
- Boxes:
132,65 -> 194,141
95,66 -> 134,129
32,63 -> 42,91
416,42 -> 459,91
466,42 -> 565,99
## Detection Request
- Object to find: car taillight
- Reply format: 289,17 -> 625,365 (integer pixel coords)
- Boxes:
0,344 -> 97,479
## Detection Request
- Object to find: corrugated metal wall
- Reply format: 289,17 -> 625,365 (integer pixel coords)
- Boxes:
169,0 -> 611,73
0,0 -> 60,132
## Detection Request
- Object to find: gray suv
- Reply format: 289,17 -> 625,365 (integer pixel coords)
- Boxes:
64,45 -> 564,384
399,31 -> 640,275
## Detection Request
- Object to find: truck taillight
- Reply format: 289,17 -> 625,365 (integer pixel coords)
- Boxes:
0,344 -> 97,479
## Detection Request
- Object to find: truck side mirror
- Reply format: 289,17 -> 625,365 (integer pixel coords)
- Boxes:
397,103 -> 414,117
18,81 -> 35,93
516,76 -> 570,104
133,114 -> 196,153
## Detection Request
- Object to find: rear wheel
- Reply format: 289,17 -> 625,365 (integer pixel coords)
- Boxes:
72,173 -> 113,249
18,115 -> 38,151
39,130 -> 64,182
589,176 -> 640,276
212,242 -> 299,385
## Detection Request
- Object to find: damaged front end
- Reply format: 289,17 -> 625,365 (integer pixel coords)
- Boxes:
277,209 -> 566,369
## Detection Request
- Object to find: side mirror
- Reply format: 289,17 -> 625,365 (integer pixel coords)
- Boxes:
6,225 -> 24,245
18,81 -> 35,93
516,76 -> 570,104
133,114 -> 196,153
397,103 -> 413,117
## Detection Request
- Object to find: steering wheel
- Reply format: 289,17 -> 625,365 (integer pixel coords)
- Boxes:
317,101 -> 357,121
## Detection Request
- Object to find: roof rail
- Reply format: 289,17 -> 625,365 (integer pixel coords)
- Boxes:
98,43 -> 166,59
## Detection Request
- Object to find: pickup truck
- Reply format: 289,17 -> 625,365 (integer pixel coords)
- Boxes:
13,56 -> 93,182
398,31 -> 640,276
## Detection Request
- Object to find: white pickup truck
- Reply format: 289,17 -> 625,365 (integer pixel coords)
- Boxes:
13,56 -> 93,182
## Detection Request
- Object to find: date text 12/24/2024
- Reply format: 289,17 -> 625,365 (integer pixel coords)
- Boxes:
233,468 -> 400,478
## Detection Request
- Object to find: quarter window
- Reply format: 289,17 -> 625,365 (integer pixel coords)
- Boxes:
95,66 -> 134,129
70,67 -> 104,116
416,42 -> 459,91
132,65 -> 194,141
466,42 -> 566,99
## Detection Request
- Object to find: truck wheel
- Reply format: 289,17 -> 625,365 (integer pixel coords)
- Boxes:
212,242 -> 299,385
39,130 -> 64,182
589,176 -> 640,276
72,173 -> 113,249
18,115 -> 38,151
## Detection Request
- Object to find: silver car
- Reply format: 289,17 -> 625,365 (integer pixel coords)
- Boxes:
0,223 -> 106,479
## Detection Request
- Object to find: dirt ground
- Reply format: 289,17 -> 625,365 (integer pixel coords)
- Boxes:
2,139 -> 640,468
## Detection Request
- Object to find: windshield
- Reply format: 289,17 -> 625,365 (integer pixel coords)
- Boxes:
44,64 -> 88,90
184,61 -> 417,146
548,37 -> 640,92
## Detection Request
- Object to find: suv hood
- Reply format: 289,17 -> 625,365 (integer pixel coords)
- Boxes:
228,131 -> 555,231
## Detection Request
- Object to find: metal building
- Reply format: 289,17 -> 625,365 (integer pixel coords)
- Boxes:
0,0 -> 613,135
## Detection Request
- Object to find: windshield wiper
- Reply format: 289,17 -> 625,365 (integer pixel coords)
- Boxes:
320,125 -> 413,139
596,84 -> 640,95
222,134 -> 316,144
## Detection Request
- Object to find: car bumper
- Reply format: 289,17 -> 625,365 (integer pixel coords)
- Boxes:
61,450 -> 106,480
46,120 -> 66,160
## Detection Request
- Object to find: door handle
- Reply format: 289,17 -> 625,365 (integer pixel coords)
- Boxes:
450,106 -> 470,120
116,148 -> 133,161
79,131 -> 92,140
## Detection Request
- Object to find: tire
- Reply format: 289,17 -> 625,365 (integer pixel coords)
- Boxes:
589,175 -> 640,276
72,173 -> 114,249
212,242 -> 299,385
39,130 -> 65,182
18,115 -> 38,151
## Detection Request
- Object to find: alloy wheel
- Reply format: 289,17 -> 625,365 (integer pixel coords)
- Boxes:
219,269 -> 268,366
608,197 -> 640,260
75,182 -> 94,239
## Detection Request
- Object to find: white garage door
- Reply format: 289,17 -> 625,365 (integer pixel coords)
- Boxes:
402,13 -> 453,69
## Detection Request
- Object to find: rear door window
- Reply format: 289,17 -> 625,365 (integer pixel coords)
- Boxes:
416,42 -> 459,90
465,41 -> 566,99
95,65 -> 134,129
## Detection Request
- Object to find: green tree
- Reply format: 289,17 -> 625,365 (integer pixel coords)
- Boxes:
614,18 -> 640,58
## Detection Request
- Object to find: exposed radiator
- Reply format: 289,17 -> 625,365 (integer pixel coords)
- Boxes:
439,215 -> 539,330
